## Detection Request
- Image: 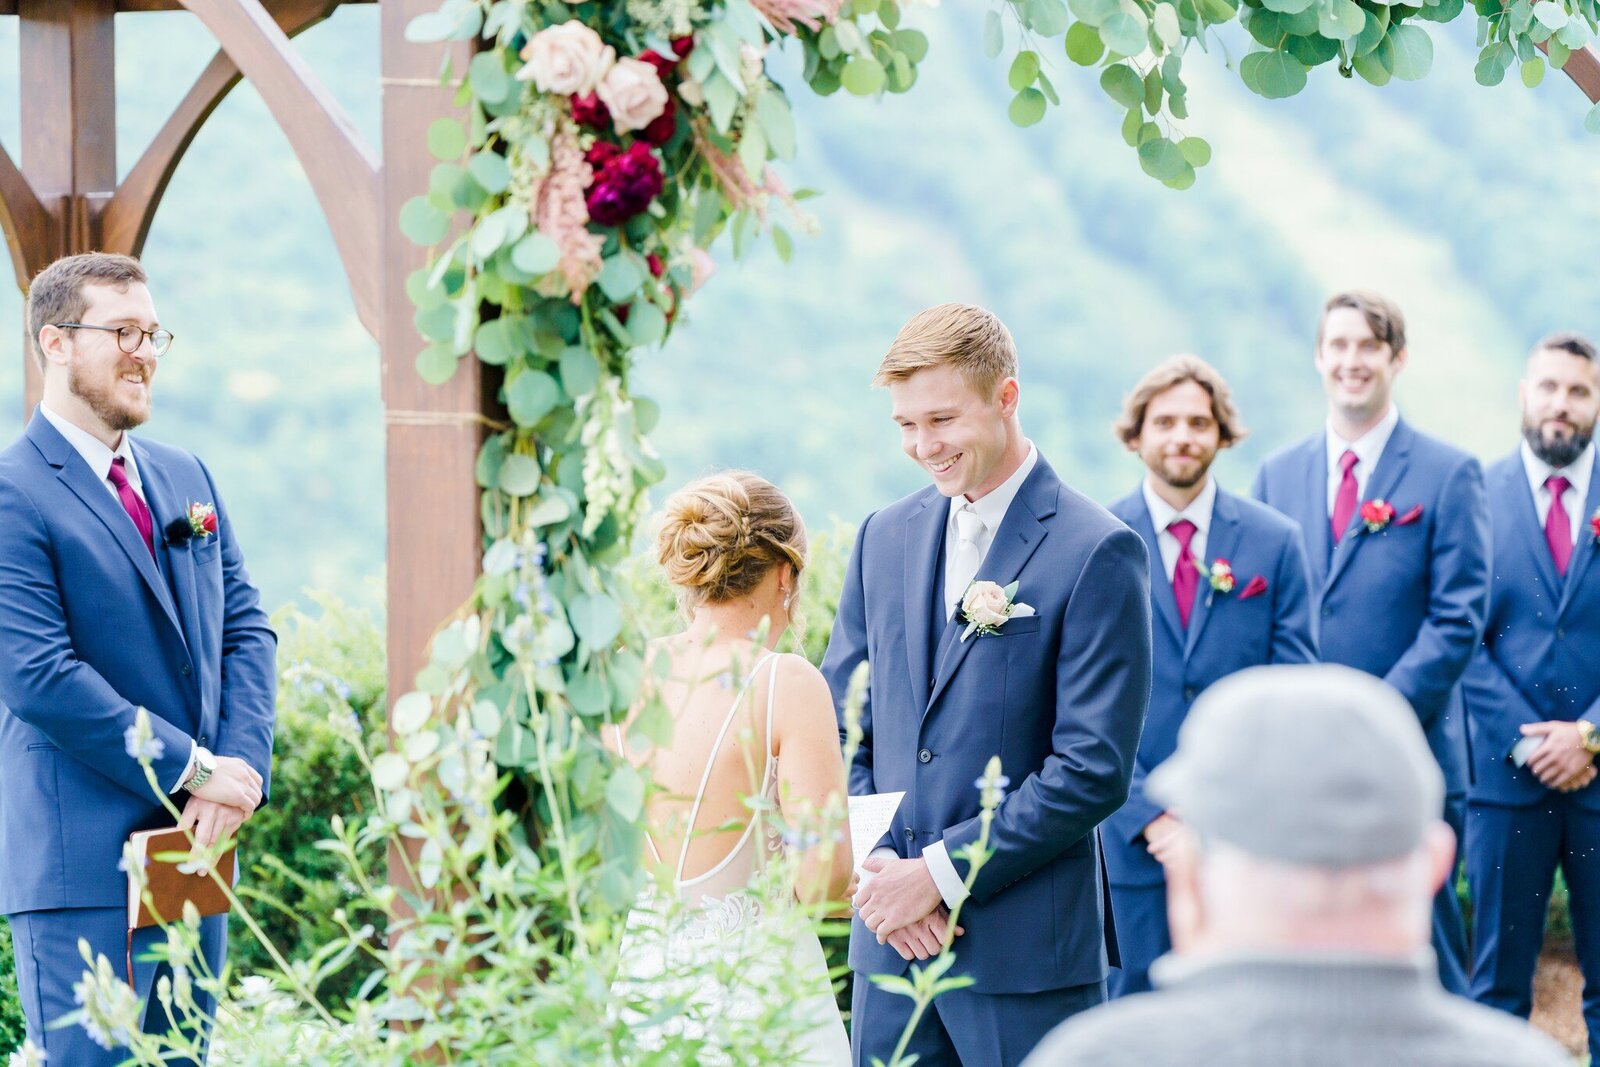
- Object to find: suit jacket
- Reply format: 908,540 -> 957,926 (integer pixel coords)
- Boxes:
821,453 -> 1152,994
1104,484 -> 1318,887
1464,450 -> 1600,809
0,414 -> 276,914
1251,417 -> 1490,795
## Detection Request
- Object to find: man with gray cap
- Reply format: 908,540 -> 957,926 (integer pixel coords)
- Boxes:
1023,664 -> 1568,1067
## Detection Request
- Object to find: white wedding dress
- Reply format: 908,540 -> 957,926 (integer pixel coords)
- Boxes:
611,652 -> 850,1065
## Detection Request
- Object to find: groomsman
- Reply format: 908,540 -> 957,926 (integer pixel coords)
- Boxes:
1105,355 -> 1316,997
1463,332 -> 1600,1062
1251,289 -> 1490,995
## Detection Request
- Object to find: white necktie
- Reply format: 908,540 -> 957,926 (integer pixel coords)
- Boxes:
948,506 -> 986,619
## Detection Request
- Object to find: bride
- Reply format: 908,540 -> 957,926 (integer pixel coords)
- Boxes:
609,471 -> 854,1065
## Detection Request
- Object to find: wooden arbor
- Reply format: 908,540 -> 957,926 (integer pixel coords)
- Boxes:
0,0 -> 483,696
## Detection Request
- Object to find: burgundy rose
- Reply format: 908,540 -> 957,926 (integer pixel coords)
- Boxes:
571,92 -> 611,130
584,140 -> 621,170
638,49 -> 678,81
646,252 -> 666,278
639,96 -> 678,146
669,36 -> 695,62
586,142 -> 664,226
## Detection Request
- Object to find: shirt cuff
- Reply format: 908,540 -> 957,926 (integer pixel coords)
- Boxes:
922,839 -> 970,909
169,740 -> 197,794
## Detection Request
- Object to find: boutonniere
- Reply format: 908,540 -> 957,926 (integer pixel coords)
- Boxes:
959,580 -> 1035,642
1360,500 -> 1423,534
1197,557 -> 1235,594
163,502 -> 218,547
1590,507 -> 1600,544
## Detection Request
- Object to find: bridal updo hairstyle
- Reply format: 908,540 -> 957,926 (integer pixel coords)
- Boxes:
656,471 -> 808,612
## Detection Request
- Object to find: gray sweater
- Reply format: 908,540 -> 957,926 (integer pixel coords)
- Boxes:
1023,952 -> 1571,1067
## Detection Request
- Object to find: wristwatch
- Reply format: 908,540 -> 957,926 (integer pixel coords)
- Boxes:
184,746 -> 216,792
1579,720 -> 1600,755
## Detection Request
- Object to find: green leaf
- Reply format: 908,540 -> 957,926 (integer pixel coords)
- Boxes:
1070,0 -> 1121,26
1240,49 -> 1309,97
1549,38 -> 1572,68
468,151 -> 511,194
1138,136 -> 1187,180
511,233 -> 560,275
893,28 -> 931,62
1387,24 -> 1433,80
497,454 -> 540,496
399,196 -> 448,246
703,71 -> 741,133
1009,87 -> 1049,126
841,55 -> 887,94
1352,5 -> 1391,55
566,668 -> 611,717
597,256 -> 644,302
755,91 -> 797,159
604,762 -> 645,821
1065,22 -> 1107,64
1353,42 -> 1393,85
1144,69 -> 1164,114
427,118 -> 466,160
1318,0 -> 1365,39
559,345 -> 601,396
984,9 -> 1005,55
1533,0 -> 1568,27
1009,50 -> 1042,90
1121,106 -> 1143,146
1179,135 -> 1213,166
628,302 -> 669,346
507,370 -> 560,427
472,316 -> 522,366
468,51 -> 510,105
1260,0 -> 1316,15
1027,0 -> 1072,34
1586,100 -> 1600,133
527,492 -> 572,526
1101,63 -> 1146,108
415,343 -> 457,385
1101,11 -> 1150,55
1556,19 -> 1591,48
570,593 -> 624,647
1154,2 -> 1182,45
1286,32 -> 1342,65
772,224 -> 794,263
1521,54 -> 1546,86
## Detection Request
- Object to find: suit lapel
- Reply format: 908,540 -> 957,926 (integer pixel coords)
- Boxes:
1557,453 -> 1600,618
1184,489 -> 1240,660
1296,438 -> 1333,586
926,464 -> 1056,715
1503,455 -> 1562,596
135,442 -> 199,656
30,418 -> 185,639
904,490 -> 946,717
1325,420 -> 1414,595
1118,494 -> 1183,648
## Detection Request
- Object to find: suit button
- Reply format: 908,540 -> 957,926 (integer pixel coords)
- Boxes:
199,735 -> 208,748
905,828 -> 915,842
1557,628 -> 1566,640
918,748 -> 933,764
1183,687 -> 1196,702
1321,607 -> 1332,619
181,664 -> 192,677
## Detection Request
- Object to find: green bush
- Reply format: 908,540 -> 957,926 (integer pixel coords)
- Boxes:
0,918 -> 24,1057
230,592 -> 388,1004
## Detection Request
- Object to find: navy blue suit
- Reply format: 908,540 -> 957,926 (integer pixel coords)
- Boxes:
1463,449 -> 1600,1061
1252,416 -> 1490,995
1104,484 -> 1317,996
822,453 -> 1152,1067
0,414 -> 276,1062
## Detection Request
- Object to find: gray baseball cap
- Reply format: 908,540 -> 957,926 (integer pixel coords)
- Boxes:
1146,664 -> 1444,867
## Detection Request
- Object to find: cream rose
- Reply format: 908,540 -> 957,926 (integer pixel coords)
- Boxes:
961,582 -> 1012,629
597,57 -> 670,134
516,21 -> 614,96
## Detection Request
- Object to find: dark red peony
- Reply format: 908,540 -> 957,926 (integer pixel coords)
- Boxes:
584,140 -> 621,170
586,142 -> 664,226
638,49 -> 678,81
571,92 -> 611,130
639,96 -> 678,146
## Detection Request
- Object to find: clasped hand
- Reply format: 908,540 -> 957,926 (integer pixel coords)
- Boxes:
852,854 -> 945,949
180,756 -> 263,850
1521,722 -> 1598,793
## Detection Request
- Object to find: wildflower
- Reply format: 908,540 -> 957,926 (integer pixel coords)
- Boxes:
123,715 -> 165,763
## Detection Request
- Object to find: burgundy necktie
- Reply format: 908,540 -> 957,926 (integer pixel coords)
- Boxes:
1546,474 -> 1573,577
107,457 -> 155,559
1170,519 -> 1200,629
1331,449 -> 1360,545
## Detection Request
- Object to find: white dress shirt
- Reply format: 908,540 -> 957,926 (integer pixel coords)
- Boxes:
942,444 -> 1039,618
1325,404 -> 1400,513
37,403 -> 194,792
1521,439 -> 1594,545
1141,476 -> 1217,581
910,444 -> 1039,909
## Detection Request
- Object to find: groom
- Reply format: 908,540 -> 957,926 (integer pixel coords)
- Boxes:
824,304 -> 1152,1066
0,253 -> 276,1062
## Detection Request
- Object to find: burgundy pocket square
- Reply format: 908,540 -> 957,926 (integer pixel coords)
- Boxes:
1396,505 -> 1424,526
1238,575 -> 1269,600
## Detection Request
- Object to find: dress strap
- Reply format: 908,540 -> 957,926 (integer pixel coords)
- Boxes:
675,651 -> 779,883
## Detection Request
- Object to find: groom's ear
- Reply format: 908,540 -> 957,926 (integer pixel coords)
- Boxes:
995,377 -> 1020,418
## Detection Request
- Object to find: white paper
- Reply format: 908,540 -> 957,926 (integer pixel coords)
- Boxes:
848,791 -> 906,871
1511,735 -> 1544,767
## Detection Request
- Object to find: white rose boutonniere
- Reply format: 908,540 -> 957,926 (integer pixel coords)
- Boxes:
960,580 -> 1035,642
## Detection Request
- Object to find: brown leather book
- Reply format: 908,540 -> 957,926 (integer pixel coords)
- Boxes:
125,827 -> 235,983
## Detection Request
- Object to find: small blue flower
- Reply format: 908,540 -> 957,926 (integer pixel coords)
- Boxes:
512,583 -> 532,608
716,671 -> 734,690
974,774 -> 1011,794
310,681 -> 327,695
123,725 -> 166,763
335,681 -> 352,700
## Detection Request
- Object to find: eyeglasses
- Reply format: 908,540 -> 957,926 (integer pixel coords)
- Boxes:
53,322 -> 174,357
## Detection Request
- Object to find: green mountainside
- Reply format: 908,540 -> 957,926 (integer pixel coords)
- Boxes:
1,6 -> 1597,611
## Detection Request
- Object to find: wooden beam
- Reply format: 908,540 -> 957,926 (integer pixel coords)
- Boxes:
0,140 -> 52,293
176,0 -> 382,337
102,0 -> 344,257
1558,43 -> 1600,103
379,0 -> 482,701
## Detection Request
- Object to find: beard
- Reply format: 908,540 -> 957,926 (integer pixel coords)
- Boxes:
1154,453 -> 1214,490
1523,416 -> 1593,470
69,361 -> 149,433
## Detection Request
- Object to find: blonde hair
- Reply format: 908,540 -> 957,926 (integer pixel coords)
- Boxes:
873,303 -> 1019,399
1114,354 -> 1249,447
656,471 -> 807,612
